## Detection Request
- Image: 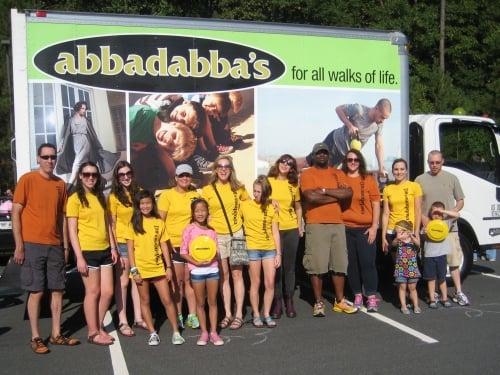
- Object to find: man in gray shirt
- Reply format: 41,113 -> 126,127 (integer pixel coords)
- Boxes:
415,150 -> 469,306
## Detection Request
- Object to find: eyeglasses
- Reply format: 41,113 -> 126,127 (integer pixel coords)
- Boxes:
347,158 -> 360,163
82,172 -> 99,179
279,159 -> 294,167
117,171 -> 133,179
217,164 -> 231,170
177,173 -> 192,178
40,155 -> 57,160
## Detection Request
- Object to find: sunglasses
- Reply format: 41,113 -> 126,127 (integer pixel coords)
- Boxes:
82,172 -> 99,179
347,158 -> 360,163
279,159 -> 294,167
177,173 -> 192,178
40,155 -> 57,160
117,171 -> 133,179
217,164 -> 231,170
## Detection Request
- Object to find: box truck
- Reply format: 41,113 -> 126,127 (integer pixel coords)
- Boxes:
9,9 -> 499,277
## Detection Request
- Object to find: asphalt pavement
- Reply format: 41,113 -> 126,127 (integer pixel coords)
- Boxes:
1,259 -> 500,375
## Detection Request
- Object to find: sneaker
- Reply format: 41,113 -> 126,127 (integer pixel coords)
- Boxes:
209,332 -> 224,346
171,332 -> 185,345
196,331 -> 209,346
366,295 -> 379,312
452,291 -> 470,306
312,301 -> 325,317
400,307 -> 410,315
186,314 -> 200,329
414,306 -> 422,314
193,154 -> 214,172
148,332 -> 160,346
353,294 -> 363,309
30,337 -> 50,354
333,299 -> 358,314
177,314 -> 184,329
216,144 -> 234,155
428,301 -> 438,309
441,300 -> 452,308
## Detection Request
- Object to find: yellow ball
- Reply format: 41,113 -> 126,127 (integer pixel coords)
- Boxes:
350,139 -> 362,150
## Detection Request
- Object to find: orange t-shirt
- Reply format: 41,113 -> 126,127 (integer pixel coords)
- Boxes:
342,174 -> 380,227
13,171 -> 67,245
300,167 -> 346,224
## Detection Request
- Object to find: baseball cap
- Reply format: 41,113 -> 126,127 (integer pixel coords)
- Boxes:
175,164 -> 193,176
312,142 -> 329,154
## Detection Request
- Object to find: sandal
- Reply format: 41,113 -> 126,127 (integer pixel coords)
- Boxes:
252,316 -> 264,328
133,321 -> 148,330
219,316 -> 233,329
30,337 -> 50,354
87,333 -> 112,346
49,334 -> 81,346
263,316 -> 276,328
118,323 -> 135,337
230,317 -> 244,330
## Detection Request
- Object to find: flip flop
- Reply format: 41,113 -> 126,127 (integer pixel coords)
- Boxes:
219,316 -> 233,329
230,317 -> 244,330
118,323 -> 135,337
87,333 -> 112,346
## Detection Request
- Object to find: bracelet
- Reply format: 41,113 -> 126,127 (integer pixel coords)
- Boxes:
130,267 -> 139,276
166,265 -> 172,269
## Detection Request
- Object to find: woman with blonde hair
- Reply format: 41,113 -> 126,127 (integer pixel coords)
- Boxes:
201,155 -> 249,330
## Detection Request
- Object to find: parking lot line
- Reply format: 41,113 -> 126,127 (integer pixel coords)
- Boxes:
103,311 -> 129,375
481,272 -> 500,279
359,308 -> 439,344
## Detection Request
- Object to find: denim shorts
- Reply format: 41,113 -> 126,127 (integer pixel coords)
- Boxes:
171,247 -> 186,264
191,271 -> 220,283
395,277 -> 419,284
423,255 -> 447,282
247,249 -> 276,261
117,243 -> 128,257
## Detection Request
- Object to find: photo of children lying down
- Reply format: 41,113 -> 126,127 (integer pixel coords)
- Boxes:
129,90 -> 255,192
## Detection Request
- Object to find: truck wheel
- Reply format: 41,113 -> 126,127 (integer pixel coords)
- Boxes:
458,232 -> 474,281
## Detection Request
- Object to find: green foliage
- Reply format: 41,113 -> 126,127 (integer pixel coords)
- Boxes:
0,0 -> 498,188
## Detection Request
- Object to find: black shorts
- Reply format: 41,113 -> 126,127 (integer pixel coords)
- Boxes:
82,249 -> 113,269
171,247 -> 186,264
423,255 -> 447,282
21,242 -> 65,292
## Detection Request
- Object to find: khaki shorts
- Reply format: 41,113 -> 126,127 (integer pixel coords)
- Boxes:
303,223 -> 348,274
217,228 -> 244,260
447,232 -> 463,268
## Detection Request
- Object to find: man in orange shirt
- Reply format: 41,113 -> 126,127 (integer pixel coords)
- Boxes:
300,143 -> 357,317
13,143 -> 80,354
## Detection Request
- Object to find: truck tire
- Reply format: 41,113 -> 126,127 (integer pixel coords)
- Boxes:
457,231 -> 474,281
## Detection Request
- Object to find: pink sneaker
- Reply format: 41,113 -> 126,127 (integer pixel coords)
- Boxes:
366,295 -> 379,312
197,331 -> 209,346
353,294 -> 363,309
209,332 -> 224,346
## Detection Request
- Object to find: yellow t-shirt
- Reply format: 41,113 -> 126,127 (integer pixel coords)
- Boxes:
108,192 -> 133,244
201,182 -> 249,234
268,177 -> 300,230
66,193 -> 109,251
383,180 -> 423,231
157,188 -> 200,247
125,217 -> 170,279
240,199 -> 278,250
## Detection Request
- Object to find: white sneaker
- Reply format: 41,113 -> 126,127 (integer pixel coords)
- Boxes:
148,332 -> 160,346
452,291 -> 470,306
171,332 -> 185,345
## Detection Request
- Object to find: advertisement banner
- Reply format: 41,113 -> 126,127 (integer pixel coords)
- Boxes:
25,18 -> 402,191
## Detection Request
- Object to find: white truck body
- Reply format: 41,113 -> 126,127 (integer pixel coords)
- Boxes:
9,9 -> 499,275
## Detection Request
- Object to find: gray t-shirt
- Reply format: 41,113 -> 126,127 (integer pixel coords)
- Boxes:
332,103 -> 383,155
415,170 -> 464,231
424,219 -> 452,257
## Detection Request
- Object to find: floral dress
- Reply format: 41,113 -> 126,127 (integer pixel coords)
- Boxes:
394,241 -> 421,282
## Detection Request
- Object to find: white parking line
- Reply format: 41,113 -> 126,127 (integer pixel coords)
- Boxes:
481,272 -> 500,279
103,311 -> 130,375
359,308 -> 439,344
